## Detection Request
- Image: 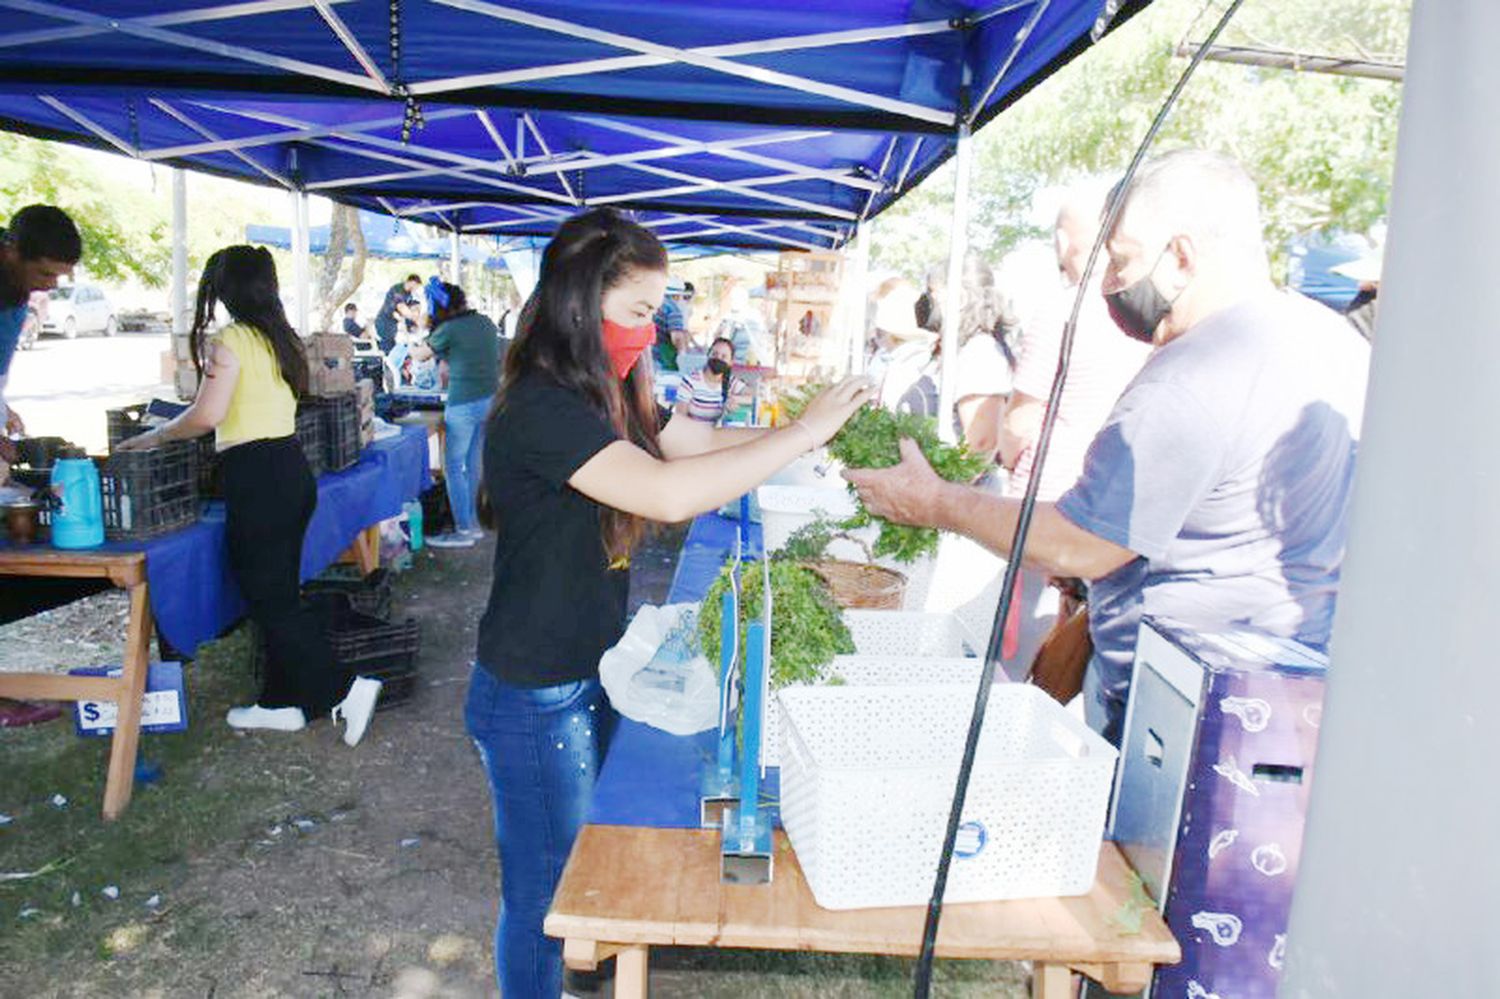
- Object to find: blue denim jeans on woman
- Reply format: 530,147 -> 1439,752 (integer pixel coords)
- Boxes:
443,395 -> 491,533
465,664 -> 615,998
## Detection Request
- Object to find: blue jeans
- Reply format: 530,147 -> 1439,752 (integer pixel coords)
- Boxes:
465,665 -> 615,998
443,395 -> 490,533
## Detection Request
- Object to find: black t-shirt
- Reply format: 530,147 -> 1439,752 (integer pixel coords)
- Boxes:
477,374 -> 626,686
342,316 -> 364,336
376,284 -> 410,333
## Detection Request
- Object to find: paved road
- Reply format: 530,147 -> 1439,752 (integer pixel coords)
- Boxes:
6,330 -> 174,453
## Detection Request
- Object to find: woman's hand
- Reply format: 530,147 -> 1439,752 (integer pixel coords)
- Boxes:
114,432 -> 155,453
796,376 -> 875,445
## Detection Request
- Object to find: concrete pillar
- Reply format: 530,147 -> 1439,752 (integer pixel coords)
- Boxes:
1281,3 -> 1500,996
936,125 -> 972,442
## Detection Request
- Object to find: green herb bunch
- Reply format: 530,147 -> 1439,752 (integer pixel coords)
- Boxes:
698,560 -> 855,689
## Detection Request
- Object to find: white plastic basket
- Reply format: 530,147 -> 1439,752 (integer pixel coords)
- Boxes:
778,684 -> 1117,910
759,653 -> 986,766
757,484 -> 859,554
844,609 -> 981,658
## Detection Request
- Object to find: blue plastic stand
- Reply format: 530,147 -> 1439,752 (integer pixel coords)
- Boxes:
699,586 -> 740,827
720,560 -> 775,885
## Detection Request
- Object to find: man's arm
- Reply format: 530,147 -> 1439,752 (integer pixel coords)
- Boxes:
845,438 -> 1135,580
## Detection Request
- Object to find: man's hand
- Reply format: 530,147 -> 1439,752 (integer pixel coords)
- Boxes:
843,437 -> 945,527
4,407 -> 24,437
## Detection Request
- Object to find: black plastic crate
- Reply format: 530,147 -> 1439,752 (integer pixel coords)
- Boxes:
99,445 -> 200,540
249,593 -> 418,710
303,567 -> 393,620
107,402 -> 220,498
352,355 -> 385,393
307,392 -> 361,472
294,404 -> 326,478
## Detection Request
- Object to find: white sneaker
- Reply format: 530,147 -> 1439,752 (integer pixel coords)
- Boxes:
331,677 -> 382,747
425,532 -> 476,549
226,704 -> 307,731
461,528 -> 486,540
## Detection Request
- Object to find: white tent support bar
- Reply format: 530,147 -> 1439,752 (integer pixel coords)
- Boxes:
308,137 -> 576,204
936,124 -> 972,442
310,0 -> 391,92
0,0 -> 381,92
449,228 -> 461,281
37,95 -> 136,156
430,0 -> 953,125
170,168 -> 188,338
149,98 -> 293,187
533,127 -> 841,182
895,136 -> 923,190
607,160 -> 859,220
971,0 -> 1043,25
970,0 -> 1054,123
522,113 -> 577,204
0,0 -> 350,51
570,116 -> 879,192
411,13 -> 954,99
290,188 -> 310,335
475,110 -> 517,171
145,105 -> 473,160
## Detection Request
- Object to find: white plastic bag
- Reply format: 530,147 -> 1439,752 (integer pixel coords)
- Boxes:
599,603 -> 718,735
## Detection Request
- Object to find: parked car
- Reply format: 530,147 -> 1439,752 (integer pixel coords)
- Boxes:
42,283 -> 116,338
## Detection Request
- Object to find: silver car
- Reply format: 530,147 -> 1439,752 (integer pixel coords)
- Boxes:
43,283 -> 117,338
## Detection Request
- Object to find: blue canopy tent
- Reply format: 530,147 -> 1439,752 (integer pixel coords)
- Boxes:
245,207 -> 501,263
0,0 -> 1154,410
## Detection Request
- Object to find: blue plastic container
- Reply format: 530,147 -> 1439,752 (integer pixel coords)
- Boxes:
50,456 -> 105,549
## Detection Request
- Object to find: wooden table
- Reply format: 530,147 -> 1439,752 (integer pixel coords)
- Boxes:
546,825 -> 1180,998
0,548 -> 152,820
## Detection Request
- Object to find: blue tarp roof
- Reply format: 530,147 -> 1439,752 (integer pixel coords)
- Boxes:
0,1 -> 1152,250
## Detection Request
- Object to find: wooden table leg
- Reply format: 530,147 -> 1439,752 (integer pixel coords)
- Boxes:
102,579 -> 153,821
1033,962 -> 1075,999
614,945 -> 650,999
355,524 -> 380,575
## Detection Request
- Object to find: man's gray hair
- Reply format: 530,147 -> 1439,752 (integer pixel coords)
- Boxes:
1116,149 -> 1264,255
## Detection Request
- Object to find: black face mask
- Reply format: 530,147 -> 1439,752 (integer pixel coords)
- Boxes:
1104,248 -> 1179,344
706,357 -> 731,376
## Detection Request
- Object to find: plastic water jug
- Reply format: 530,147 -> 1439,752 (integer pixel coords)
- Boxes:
50,454 -> 105,548
402,499 -> 424,552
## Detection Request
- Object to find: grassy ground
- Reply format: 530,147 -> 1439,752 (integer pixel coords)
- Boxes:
0,529 -> 1032,998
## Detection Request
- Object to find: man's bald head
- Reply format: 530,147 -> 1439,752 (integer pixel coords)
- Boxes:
1102,150 -> 1273,345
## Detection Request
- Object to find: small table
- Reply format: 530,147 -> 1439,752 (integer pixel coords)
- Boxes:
0,548 -> 152,820
546,825 -> 1180,998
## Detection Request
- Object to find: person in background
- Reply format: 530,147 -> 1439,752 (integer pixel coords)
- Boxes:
680,280 -> 697,330
950,252 -> 1019,458
866,277 -> 938,417
408,278 -> 499,549
341,302 -> 368,339
914,263 -> 946,334
845,150 -> 1369,746
0,205 -> 81,437
116,246 -> 382,745
678,336 -> 751,423
653,277 -> 689,370
468,207 -> 871,997
374,273 -> 421,353
988,182 -> 1152,676
1332,249 -> 1382,342
714,281 -> 767,364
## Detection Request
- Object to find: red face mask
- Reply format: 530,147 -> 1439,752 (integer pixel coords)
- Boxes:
601,318 -> 656,380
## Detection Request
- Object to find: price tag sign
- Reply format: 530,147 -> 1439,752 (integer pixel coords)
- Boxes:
70,662 -> 189,737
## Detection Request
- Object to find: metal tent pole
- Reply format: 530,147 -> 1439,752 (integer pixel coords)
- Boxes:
170,168 -> 188,337
1282,2 -> 1498,995
450,228 -> 462,286
936,124 -> 972,442
290,189 -> 310,335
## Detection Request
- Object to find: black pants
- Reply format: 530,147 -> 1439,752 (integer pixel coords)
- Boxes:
220,436 -> 344,716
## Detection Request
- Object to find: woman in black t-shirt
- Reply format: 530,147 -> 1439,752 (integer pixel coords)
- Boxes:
466,208 -> 870,997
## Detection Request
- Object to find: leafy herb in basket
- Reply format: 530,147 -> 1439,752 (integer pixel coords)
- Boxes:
781,388 -> 991,563
697,560 -> 855,689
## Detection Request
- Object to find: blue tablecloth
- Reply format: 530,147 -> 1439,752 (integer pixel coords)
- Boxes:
5,425 -> 430,657
589,511 -> 782,828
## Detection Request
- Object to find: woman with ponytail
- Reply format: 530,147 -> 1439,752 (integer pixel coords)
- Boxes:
466,208 -> 871,995
117,246 -> 381,745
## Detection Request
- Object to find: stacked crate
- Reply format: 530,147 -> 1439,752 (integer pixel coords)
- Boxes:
304,333 -> 355,398
357,378 -> 377,447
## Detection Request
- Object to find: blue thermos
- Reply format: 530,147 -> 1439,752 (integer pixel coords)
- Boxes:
50,454 -> 105,548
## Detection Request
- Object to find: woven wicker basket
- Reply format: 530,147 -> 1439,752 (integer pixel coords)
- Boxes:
806,559 -> 906,610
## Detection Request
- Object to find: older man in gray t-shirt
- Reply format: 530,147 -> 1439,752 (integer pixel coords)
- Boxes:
846,150 -> 1371,745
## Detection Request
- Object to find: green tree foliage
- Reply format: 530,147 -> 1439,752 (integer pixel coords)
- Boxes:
0,133 -> 171,285
870,0 -> 1410,277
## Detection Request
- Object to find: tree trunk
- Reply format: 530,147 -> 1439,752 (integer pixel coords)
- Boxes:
315,203 -> 368,333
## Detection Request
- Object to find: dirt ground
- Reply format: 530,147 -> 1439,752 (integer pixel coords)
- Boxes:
0,526 -> 1027,998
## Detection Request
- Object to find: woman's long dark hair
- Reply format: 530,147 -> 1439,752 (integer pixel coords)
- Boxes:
491,208 -> 668,559
191,245 -> 309,398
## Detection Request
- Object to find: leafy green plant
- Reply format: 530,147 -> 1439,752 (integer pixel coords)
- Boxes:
698,560 -> 855,689
777,514 -> 874,564
781,388 -> 990,563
